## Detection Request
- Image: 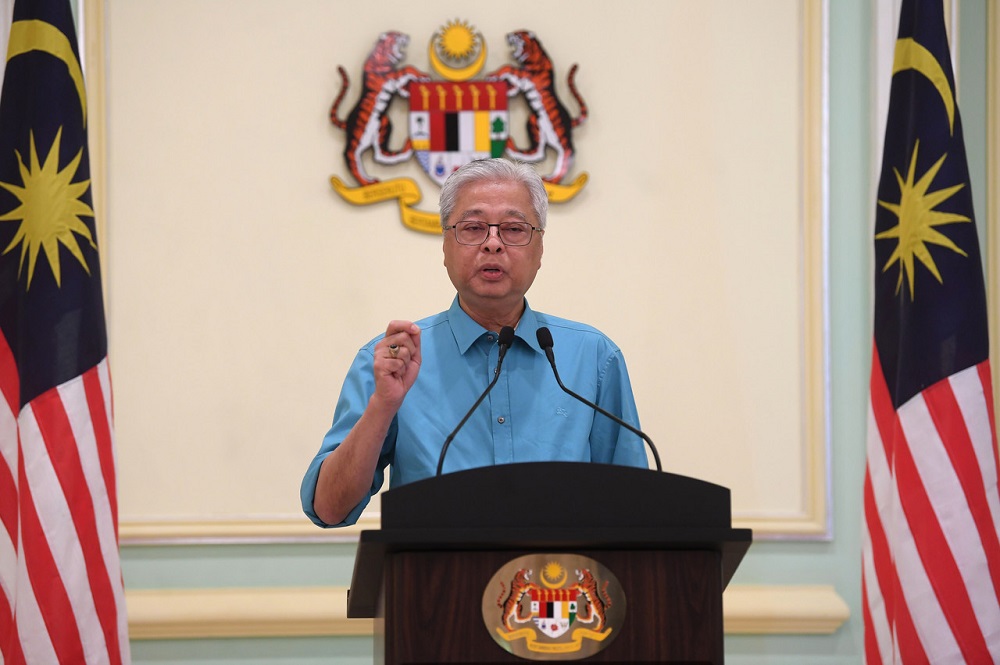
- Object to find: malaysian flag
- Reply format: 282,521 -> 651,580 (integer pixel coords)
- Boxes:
0,0 -> 130,662
862,0 -> 1000,662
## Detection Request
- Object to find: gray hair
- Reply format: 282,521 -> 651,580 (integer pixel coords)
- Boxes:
438,158 -> 548,230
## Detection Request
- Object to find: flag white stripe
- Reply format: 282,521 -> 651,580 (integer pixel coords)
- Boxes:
867,396 -> 961,661
0,381 -> 15,471
60,362 -> 130,657
862,524 -> 892,663
863,404 -> 894,660
19,400 -> 110,663
950,368 -> 1000,536
0,510 -> 15,611
885,452 -> 959,663
898,388 -> 1000,653
863,399 -> 903,664
13,523 -> 58,665
948,369 -> 1000,653
97,359 -> 114,441
865,402 -> 894,522
863,400 -> 896,663
0,385 -> 17,617
95,360 -> 130,659
901,389 -> 990,562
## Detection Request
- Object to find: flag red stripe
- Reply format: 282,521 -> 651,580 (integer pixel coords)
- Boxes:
0,591 -> 25,665
863,468 -> 895,633
867,357 -> 902,639
868,345 -> 895,464
863,462 -> 927,663
83,368 -> 118,536
977,361 -> 1000,481
868,349 -> 931,662
862,567 -> 885,664
0,383 -> 18,555
0,332 -> 19,665
0,331 -> 20,542
895,410 -> 989,661
862,478 -> 888,664
922,376 -> 1000,606
0,447 -> 17,557
31,386 -> 122,665
16,447 -> 85,663
0,330 -> 18,415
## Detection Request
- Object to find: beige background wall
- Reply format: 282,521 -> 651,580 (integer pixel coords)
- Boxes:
103,0 -> 827,540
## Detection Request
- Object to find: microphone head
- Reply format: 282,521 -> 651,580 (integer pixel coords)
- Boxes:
536,326 -> 554,350
498,326 -> 515,348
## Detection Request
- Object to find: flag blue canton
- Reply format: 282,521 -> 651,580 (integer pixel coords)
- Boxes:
0,0 -> 106,410
871,0 -> 988,410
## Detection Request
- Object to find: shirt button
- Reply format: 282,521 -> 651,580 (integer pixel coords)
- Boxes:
497,416 -> 505,424
487,335 -> 495,342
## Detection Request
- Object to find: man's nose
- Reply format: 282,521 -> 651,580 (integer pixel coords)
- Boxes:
481,226 -> 504,252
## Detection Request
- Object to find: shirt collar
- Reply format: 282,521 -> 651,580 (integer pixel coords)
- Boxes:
516,302 -> 544,354
447,296 -> 545,355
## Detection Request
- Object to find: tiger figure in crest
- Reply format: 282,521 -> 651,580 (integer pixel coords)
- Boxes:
572,568 -> 611,632
488,31 -> 588,184
496,568 -> 537,631
330,31 -> 430,185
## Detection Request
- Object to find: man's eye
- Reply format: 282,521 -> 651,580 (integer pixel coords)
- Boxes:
461,223 -> 486,233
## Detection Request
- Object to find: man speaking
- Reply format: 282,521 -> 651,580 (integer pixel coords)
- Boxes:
301,158 -> 648,527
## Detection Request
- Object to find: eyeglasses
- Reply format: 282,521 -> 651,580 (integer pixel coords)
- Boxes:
443,221 -> 543,247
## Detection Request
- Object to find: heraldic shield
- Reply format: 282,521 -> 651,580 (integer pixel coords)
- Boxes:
409,80 -> 509,187
482,554 -> 626,660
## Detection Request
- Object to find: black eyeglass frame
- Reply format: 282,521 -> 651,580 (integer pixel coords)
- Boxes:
443,221 -> 545,246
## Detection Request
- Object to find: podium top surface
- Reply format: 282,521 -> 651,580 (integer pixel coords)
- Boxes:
381,462 -> 736,530
346,463 -> 753,618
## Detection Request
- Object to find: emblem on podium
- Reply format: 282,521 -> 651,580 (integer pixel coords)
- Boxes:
482,554 -> 625,660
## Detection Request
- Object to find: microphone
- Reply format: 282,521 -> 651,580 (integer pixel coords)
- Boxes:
436,326 -> 516,476
535,327 -> 662,472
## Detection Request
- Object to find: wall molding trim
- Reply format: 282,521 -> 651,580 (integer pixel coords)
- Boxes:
126,584 -> 850,640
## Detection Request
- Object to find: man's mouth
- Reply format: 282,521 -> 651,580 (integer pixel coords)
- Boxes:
480,266 -> 504,279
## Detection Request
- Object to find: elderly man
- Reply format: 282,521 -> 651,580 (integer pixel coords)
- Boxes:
302,158 -> 647,527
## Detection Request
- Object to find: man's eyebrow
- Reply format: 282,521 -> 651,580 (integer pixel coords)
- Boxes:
457,208 -> 484,220
457,209 -> 529,221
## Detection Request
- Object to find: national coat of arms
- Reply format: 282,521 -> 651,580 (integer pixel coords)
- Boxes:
329,21 -> 589,234
482,554 -> 625,660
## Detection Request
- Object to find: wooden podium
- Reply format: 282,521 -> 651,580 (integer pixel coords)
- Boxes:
348,462 -> 752,664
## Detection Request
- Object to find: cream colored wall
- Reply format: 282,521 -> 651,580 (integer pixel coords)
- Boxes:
104,0 -> 827,540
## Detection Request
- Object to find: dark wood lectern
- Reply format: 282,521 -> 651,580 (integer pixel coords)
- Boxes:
348,462 -> 752,664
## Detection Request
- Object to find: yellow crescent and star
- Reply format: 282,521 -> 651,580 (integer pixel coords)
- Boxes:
541,561 -> 568,588
875,36 -> 970,301
0,18 -> 95,289
331,19 -> 586,234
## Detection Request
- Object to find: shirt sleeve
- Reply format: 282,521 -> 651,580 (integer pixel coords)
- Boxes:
300,347 -> 396,528
590,347 -> 650,469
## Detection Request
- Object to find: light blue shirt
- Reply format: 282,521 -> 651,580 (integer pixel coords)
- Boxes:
301,297 -> 648,527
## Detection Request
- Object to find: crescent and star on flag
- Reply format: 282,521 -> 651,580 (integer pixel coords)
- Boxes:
875,36 -> 970,301
0,18 -> 95,290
